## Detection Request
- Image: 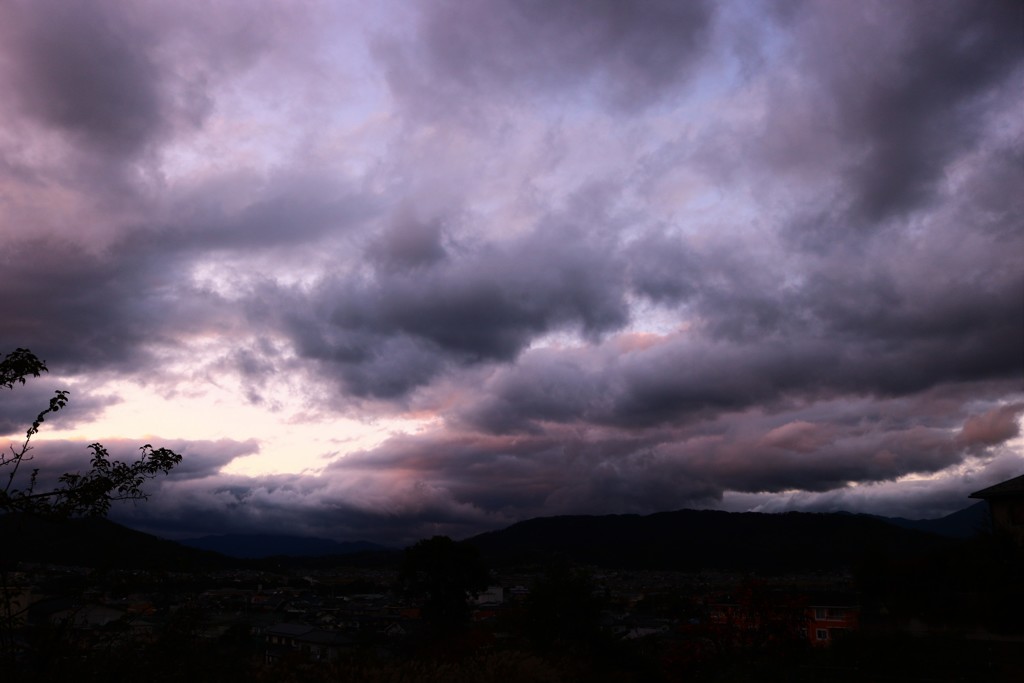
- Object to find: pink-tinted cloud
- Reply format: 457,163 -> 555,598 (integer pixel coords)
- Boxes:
958,403 -> 1024,452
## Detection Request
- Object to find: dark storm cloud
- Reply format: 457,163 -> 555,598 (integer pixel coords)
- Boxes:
0,236 -> 198,374
110,467 -> 505,545
366,212 -> 448,271
162,173 -> 379,253
458,276 -> 1021,434
378,0 -> 716,114
772,0 -> 1024,225
748,442 -> 1024,520
0,0 -> 324,229
750,471 -> 975,520
277,222 -> 630,399
687,394 -> 1014,498
0,0 -> 307,164
376,391 -> 1019,521
703,423 -> 964,495
103,388 -> 1024,546
625,234 -> 702,305
625,233 -> 795,343
0,166 -> 372,377
0,0 -> 183,159
0,0 -> 360,375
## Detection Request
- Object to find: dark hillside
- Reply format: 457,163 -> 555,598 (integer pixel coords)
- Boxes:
0,514 -> 230,570
466,509 -> 954,571
875,501 -> 990,539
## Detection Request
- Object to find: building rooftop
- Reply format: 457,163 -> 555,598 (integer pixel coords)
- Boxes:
969,473 -> 1024,500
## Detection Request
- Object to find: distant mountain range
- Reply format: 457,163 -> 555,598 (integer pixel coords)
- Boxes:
464,504 -> 989,572
870,500 -> 989,539
2,502 -> 990,570
177,534 -> 388,559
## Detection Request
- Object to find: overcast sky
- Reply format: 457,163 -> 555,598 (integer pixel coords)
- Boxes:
1,0 -> 1021,545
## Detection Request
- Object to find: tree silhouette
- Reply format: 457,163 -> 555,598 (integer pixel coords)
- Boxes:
1,348 -> 183,673
399,535 -> 489,632
526,564 -> 605,651
0,348 -> 181,517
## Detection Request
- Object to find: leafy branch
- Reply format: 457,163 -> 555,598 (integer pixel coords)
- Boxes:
0,348 -> 181,518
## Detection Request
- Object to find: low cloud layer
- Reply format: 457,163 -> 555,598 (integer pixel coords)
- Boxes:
1,1 -> 1021,545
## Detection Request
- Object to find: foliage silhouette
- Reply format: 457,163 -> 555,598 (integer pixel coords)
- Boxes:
0,348 -> 181,517
0,347 -> 182,675
398,535 -> 489,632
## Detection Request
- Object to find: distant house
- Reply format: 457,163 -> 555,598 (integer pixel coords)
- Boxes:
51,604 -> 126,630
805,599 -> 859,646
970,473 -> 1024,547
265,622 -> 352,664
473,585 -> 504,607
709,588 -> 859,647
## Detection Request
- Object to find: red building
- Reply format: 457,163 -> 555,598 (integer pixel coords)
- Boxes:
805,599 -> 859,646
709,585 -> 859,647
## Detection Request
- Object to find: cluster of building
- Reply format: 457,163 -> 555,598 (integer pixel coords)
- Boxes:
3,560 -> 862,666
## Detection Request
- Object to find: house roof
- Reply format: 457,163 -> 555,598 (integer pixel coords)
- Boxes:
267,622 -> 313,637
969,473 -> 1024,500
297,629 -> 352,646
